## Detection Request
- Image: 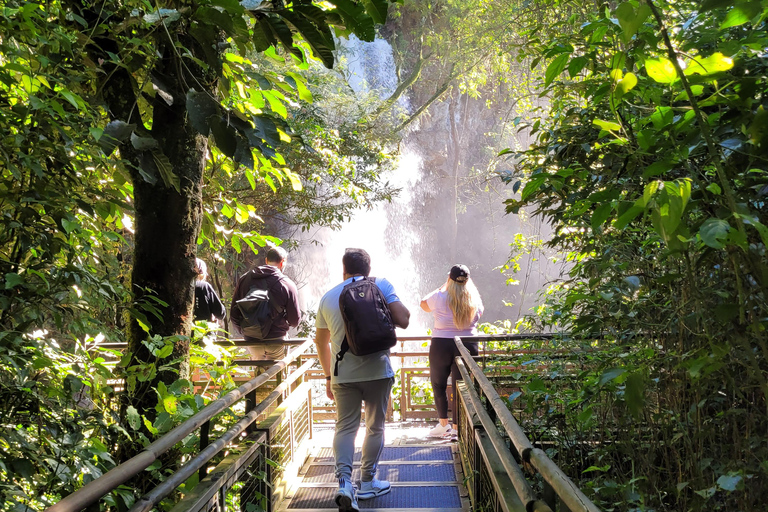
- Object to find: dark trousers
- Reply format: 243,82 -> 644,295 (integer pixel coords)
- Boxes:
429,337 -> 478,425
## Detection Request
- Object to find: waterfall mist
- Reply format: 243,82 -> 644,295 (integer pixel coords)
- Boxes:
289,36 -> 564,334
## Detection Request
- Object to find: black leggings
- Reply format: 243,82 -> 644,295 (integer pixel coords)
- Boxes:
429,337 -> 479,425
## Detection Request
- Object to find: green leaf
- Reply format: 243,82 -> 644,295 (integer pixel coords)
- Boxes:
130,133 -> 159,151
599,368 -> 626,386
545,53 -> 570,87
567,56 -> 588,77
284,169 -> 302,191
706,183 -> 722,195
699,218 -> 730,248
716,473 -> 743,491
615,200 -> 645,230
720,3 -> 761,29
151,150 -> 180,193
262,15 -> 303,61
163,394 -> 178,415
591,203 -> 613,232
4,273 -> 24,289
126,405 -> 141,430
186,89 -> 219,136
646,58 -> 678,84
643,159 -> 673,178
210,117 -> 238,157
361,0 -> 389,24
100,120 -> 135,155
593,119 -> 621,132
615,2 -> 651,43
614,72 -> 637,99
287,72 -> 313,102
685,53 -> 734,76
278,10 -> 335,69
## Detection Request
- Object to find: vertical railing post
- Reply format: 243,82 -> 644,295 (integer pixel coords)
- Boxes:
246,389 -> 257,434
276,368 -> 284,406
308,386 -> 314,440
199,420 -> 211,481
543,480 -> 557,512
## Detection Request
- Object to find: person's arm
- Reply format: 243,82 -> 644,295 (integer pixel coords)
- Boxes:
230,278 -> 243,329
421,287 -> 439,313
209,285 -> 226,321
388,301 -> 410,329
314,327 -> 334,400
284,282 -> 302,327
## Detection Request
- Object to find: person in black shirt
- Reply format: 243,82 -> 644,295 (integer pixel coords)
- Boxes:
194,258 -> 226,323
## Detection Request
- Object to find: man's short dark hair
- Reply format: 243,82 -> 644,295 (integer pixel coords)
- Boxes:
343,248 -> 371,276
265,246 -> 287,264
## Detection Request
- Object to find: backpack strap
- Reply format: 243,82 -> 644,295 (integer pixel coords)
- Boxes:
333,277 -> 378,377
334,337 -> 348,377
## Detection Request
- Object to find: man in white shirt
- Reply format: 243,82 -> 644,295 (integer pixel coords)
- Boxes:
314,248 -> 410,512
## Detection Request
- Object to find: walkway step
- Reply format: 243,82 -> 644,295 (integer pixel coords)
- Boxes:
287,485 -> 462,509
282,443 -> 467,511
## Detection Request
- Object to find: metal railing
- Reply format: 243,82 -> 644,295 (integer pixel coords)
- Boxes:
454,336 -> 600,512
47,339 -> 316,512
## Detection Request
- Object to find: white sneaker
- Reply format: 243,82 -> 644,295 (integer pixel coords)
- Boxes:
428,423 -> 451,437
335,478 -> 359,512
357,477 -> 391,500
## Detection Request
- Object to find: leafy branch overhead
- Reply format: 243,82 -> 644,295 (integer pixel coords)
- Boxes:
95,0 -> 397,186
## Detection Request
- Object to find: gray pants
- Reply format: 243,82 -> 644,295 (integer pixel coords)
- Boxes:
332,377 -> 393,482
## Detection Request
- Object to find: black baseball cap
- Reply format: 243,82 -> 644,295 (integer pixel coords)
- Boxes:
449,264 -> 470,283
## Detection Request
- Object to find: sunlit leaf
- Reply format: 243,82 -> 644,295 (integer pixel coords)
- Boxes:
646,58 -> 677,84
685,53 -> 734,76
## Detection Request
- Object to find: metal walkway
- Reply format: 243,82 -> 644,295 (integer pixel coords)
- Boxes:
278,424 -> 469,512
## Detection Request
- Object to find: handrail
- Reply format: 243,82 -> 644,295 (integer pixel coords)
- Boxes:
47,339 -> 315,512
455,359 -> 551,512
129,358 -> 316,512
454,336 -> 601,512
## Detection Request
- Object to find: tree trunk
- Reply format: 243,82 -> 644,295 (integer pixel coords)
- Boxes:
124,46 -> 208,418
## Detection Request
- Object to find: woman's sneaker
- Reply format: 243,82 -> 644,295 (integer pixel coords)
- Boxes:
335,478 -> 359,512
428,423 -> 451,437
357,477 -> 391,500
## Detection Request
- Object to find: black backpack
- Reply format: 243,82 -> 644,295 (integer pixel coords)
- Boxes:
236,274 -> 284,340
334,277 -> 397,376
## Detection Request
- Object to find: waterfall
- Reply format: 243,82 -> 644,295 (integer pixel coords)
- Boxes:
291,36 -> 564,335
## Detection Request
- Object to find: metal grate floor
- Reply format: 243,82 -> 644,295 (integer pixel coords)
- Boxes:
284,443 -> 467,511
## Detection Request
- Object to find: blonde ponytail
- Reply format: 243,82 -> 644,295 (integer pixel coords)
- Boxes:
446,279 -> 483,330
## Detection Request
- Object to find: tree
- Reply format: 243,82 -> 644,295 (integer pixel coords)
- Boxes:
501,0 -> 768,508
49,0 -> 398,420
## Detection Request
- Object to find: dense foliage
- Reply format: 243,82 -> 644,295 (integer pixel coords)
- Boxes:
499,0 -> 768,509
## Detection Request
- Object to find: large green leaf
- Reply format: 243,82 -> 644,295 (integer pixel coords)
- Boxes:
720,2 -> 761,29
361,0 -> 389,24
99,120 -> 135,155
278,9 -> 335,68
186,89 -> 220,136
209,117 -> 238,158
646,58 -> 677,84
262,15 -> 303,61
614,2 -> 651,43
685,52 -> 734,76
699,218 -> 730,248
545,53 -> 570,87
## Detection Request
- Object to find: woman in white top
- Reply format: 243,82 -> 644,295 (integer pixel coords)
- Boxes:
420,264 -> 484,438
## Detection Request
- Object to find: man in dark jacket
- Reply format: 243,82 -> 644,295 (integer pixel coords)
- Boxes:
230,246 -> 302,360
